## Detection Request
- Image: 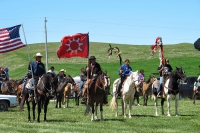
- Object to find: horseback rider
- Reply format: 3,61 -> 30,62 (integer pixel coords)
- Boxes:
21,53 -> 46,100
58,69 -> 66,82
0,67 -> 6,93
85,56 -> 108,104
4,67 -> 9,81
117,59 -> 132,98
47,66 -> 56,77
157,58 -> 172,97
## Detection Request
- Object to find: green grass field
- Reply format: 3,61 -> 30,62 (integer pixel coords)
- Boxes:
1,42 -> 200,133
1,98 -> 200,133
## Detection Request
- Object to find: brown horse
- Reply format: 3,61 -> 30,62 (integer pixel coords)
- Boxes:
141,76 -> 155,106
1,80 -> 16,95
74,83 -> 80,106
62,83 -> 73,108
85,74 -> 107,121
55,75 -> 75,108
13,79 -> 24,104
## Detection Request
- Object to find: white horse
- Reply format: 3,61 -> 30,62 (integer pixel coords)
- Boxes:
110,70 -> 139,118
152,67 -> 187,116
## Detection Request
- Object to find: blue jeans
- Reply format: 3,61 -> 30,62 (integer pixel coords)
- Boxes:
80,81 -> 84,90
158,77 -> 163,93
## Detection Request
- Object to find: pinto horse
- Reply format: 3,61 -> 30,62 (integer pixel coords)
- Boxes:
152,67 -> 187,116
110,71 -> 139,118
141,76 -> 156,106
193,75 -> 200,104
36,73 -> 54,122
85,74 -> 107,121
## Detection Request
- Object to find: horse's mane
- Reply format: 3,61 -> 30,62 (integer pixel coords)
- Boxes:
145,76 -> 152,84
94,75 -> 105,92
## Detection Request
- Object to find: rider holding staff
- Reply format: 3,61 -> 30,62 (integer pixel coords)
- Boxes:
85,56 -> 108,104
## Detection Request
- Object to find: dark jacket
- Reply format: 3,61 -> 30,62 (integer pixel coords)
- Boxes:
88,62 -> 101,79
29,61 -> 46,77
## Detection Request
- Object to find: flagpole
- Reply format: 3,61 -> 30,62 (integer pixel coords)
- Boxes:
21,23 -> 37,103
44,17 -> 48,71
86,32 -> 90,105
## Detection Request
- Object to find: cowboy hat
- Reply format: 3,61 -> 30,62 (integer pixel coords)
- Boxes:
60,69 -> 66,72
34,53 -> 43,57
89,56 -> 96,60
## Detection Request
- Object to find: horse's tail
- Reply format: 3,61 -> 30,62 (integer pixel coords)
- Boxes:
110,95 -> 116,110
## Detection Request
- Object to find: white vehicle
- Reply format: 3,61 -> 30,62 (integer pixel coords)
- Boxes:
0,94 -> 19,111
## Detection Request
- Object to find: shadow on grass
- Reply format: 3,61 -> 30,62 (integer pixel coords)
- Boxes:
179,114 -> 196,117
132,114 -> 156,117
104,118 -> 126,122
47,119 -> 78,123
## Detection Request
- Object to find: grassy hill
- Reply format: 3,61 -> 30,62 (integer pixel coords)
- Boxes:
1,42 -> 200,82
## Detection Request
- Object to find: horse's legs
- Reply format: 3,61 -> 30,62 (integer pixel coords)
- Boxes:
161,98 -> 165,115
55,95 -> 58,108
193,90 -> 196,105
32,101 -> 36,121
114,94 -> 118,117
91,103 -> 95,121
123,97 -> 127,118
121,99 -> 124,116
37,97 -> 41,122
167,94 -> 171,116
44,98 -> 49,122
67,97 -> 69,108
175,94 -> 179,116
153,95 -> 158,116
59,96 -> 62,108
27,101 -> 31,122
100,103 -> 104,121
128,99 -> 133,118
95,103 -> 98,120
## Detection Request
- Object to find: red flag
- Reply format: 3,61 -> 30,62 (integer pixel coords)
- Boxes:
0,25 -> 25,54
57,33 -> 89,58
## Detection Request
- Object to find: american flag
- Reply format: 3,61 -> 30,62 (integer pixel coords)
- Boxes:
0,25 -> 25,54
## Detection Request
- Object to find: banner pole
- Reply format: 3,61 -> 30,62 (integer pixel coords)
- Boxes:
21,23 -> 37,103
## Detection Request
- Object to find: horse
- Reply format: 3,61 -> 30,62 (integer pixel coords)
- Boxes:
110,70 -> 139,118
141,76 -> 156,106
152,67 -> 187,116
74,82 -> 80,106
55,75 -> 75,108
193,75 -> 200,104
20,77 -> 36,122
84,74 -> 107,121
12,78 -> 24,104
0,80 -> 16,95
36,73 -> 55,122
62,83 -> 73,108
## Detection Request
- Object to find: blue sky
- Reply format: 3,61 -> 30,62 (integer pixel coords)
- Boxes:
1,0 -> 200,45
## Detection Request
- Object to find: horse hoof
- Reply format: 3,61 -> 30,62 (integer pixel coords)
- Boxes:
167,114 -> 171,116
